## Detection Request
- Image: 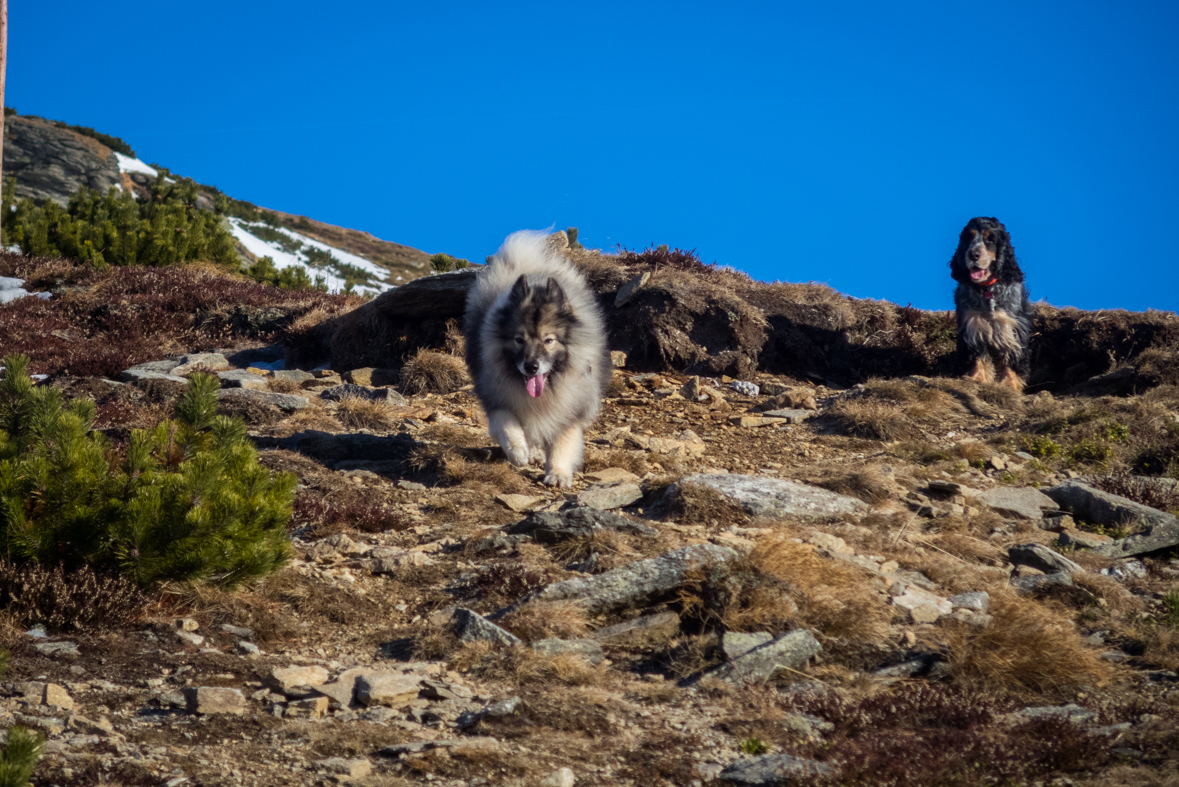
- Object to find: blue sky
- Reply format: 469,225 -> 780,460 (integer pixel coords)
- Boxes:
8,1 -> 1178,310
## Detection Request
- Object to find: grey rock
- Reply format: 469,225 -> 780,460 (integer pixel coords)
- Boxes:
321,384 -> 406,405
353,672 -> 421,707
720,632 -> 774,661
948,591 -> 990,612
183,687 -> 246,715
577,481 -> 643,510
976,487 -> 1060,521
419,678 -> 474,701
1015,703 -> 1097,725
614,271 -> 651,307
508,508 -> 657,544
216,369 -> 270,389
455,695 -> 522,729
515,544 -> 738,617
4,115 -> 122,207
171,353 -> 231,375
220,624 -> 254,639
700,630 -> 822,685
217,388 -> 309,411
452,608 -> 522,647
1010,571 -> 1074,594
1099,560 -> 1148,581
34,641 -> 79,658
315,757 -> 371,780
665,474 -> 867,519
126,359 -> 183,374
873,654 -> 937,678
592,611 -> 682,645
718,753 -> 833,785
273,369 -> 315,384
119,368 -> 189,385
1008,543 -> 1084,575
237,641 -> 261,656
1045,480 -> 1179,558
530,638 -> 605,665
758,409 -> 813,423
1058,529 -> 1113,549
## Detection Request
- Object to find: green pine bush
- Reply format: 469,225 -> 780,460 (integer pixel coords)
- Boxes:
2,177 -> 239,268
429,253 -> 470,273
0,356 -> 294,587
0,726 -> 44,787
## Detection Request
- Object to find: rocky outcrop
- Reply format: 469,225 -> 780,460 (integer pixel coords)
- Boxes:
665,474 -> 868,520
3,116 -> 122,206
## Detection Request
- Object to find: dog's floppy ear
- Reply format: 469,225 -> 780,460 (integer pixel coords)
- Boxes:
541,277 -> 568,310
992,225 -> 1024,285
949,224 -> 972,284
508,274 -> 530,306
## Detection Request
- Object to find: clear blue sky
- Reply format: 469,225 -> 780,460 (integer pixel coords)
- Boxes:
8,1 -> 1178,311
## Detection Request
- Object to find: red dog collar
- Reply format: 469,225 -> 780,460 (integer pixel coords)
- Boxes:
978,275 -> 998,299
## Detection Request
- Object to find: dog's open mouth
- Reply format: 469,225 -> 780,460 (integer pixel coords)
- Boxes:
969,268 -> 990,282
525,374 -> 547,398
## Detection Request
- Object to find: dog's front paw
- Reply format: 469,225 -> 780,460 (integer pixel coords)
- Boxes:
528,446 -> 546,466
503,442 -> 530,467
542,472 -> 573,489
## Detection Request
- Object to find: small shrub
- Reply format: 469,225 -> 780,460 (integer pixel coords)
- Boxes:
430,253 -> 470,273
1066,437 -> 1113,467
1022,435 -> 1061,459
0,726 -> 45,787
739,737 -> 769,755
0,356 -> 294,586
289,490 -> 410,536
0,562 -> 143,631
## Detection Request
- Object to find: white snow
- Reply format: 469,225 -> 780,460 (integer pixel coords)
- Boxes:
113,153 -> 159,178
227,218 -> 394,297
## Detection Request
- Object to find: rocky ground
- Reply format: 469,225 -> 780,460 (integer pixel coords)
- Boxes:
1,248 -> 1179,786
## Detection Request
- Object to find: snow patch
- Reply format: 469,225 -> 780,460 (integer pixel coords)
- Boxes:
113,153 -> 159,178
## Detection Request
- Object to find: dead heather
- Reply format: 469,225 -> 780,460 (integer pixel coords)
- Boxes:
400,348 -> 470,394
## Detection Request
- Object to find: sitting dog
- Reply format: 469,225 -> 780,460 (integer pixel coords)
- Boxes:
948,217 -> 1035,391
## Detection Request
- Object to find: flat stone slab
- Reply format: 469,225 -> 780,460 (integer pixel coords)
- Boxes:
120,368 -> 189,385
592,611 -> 681,645
719,753 -> 833,785
171,353 -> 231,375
217,369 -> 270,389
699,630 -> 822,685
508,508 -> 657,544
321,384 -> 406,405
530,638 -> 604,665
976,487 -> 1060,521
577,481 -> 643,510
720,631 -> 774,661
516,544 -> 738,617
495,494 -> 546,513
757,409 -> 814,423
451,608 -> 522,647
1008,543 -> 1084,575
183,687 -> 246,715
1044,480 -> 1179,558
218,388 -> 309,411
354,672 -> 421,707
666,474 -> 867,519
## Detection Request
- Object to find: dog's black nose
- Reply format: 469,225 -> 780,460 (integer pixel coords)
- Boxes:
968,248 -> 980,261
523,360 -> 540,376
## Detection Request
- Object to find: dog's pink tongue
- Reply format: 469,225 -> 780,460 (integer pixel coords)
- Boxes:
526,374 -> 545,398
970,269 -> 988,281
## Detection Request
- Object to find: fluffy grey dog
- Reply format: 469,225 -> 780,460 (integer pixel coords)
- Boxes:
464,231 -> 610,487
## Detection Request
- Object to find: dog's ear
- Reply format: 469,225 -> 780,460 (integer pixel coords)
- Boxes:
541,277 -> 568,310
993,226 -> 1024,285
508,274 -> 531,306
949,225 -> 972,284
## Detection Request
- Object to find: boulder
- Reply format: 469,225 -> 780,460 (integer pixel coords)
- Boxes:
719,631 -> 774,661
507,508 -> 657,544
183,687 -> 246,715
976,487 -> 1060,521
216,369 -> 270,390
1043,480 -> 1179,558
217,388 -> 309,411
354,673 -> 421,707
718,753 -> 833,785
451,608 -> 522,647
513,544 -> 738,617
699,630 -> 822,685
4,115 -> 122,206
321,384 -> 406,405
664,474 -> 867,519
1008,543 -> 1085,575
577,481 -> 643,510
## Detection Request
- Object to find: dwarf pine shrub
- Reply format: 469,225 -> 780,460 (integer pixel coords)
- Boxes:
0,355 -> 294,586
0,726 -> 43,787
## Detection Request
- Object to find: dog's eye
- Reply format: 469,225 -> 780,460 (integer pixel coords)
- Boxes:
514,337 -> 525,345
543,337 -> 555,346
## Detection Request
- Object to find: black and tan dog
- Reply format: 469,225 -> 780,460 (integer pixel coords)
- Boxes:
949,217 -> 1034,391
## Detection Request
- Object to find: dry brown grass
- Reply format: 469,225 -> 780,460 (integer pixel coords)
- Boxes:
420,423 -> 489,448
550,530 -> 635,568
498,600 -> 590,642
943,592 -> 1113,696
811,466 -> 893,504
401,348 -> 469,394
457,643 -> 607,687
582,448 -> 649,476
826,399 -> 917,441
335,395 -> 398,430
269,407 -> 344,437
1088,767 -> 1179,787
666,634 -> 722,679
976,382 -> 1023,409
267,377 -> 301,394
410,443 -> 529,493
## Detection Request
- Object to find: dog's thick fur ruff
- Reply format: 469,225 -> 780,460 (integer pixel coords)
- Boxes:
949,217 -> 1035,391
464,231 -> 610,487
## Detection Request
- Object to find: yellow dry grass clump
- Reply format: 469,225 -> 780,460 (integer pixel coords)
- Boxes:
400,348 -> 470,394
498,600 -> 590,642
335,395 -> 398,431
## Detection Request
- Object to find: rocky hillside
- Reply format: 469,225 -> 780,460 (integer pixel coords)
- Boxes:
2,112 -> 431,292
0,235 -> 1178,787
